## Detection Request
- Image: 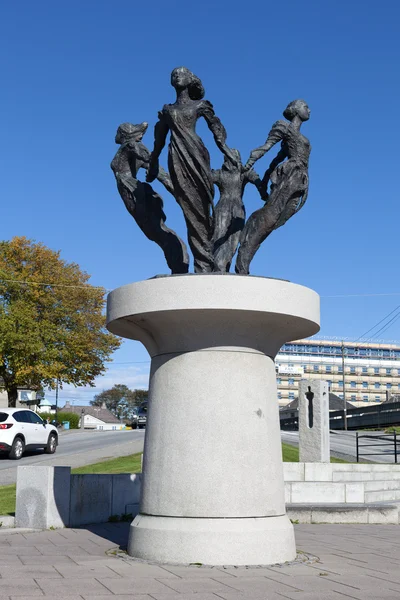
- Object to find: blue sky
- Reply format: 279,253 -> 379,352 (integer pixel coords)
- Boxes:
1,0 -> 399,404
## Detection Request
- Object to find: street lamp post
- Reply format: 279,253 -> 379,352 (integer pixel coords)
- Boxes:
341,341 -> 347,431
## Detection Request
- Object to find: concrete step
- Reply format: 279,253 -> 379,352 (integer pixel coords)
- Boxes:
364,480 -> 400,491
364,489 -> 400,503
287,503 -> 399,525
333,472 -> 400,482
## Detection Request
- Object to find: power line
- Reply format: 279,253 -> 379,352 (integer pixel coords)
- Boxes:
355,305 -> 400,341
369,312 -> 400,340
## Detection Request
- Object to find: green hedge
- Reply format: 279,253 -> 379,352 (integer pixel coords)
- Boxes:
40,411 -> 80,429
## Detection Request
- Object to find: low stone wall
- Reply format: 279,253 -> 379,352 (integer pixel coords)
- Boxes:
16,466 -> 142,529
15,462 -> 400,529
284,462 -> 400,504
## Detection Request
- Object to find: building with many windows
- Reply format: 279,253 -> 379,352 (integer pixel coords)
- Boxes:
276,339 -> 400,407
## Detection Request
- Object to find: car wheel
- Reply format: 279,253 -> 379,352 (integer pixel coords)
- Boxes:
9,437 -> 25,460
45,433 -> 57,454
132,423 -> 137,430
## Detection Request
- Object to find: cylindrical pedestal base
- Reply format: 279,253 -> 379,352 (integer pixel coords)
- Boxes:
107,275 -> 320,565
128,514 -> 295,566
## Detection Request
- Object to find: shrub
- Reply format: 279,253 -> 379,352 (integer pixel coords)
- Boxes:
39,411 -> 80,429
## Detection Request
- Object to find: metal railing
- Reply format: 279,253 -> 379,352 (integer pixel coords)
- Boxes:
356,432 -> 398,463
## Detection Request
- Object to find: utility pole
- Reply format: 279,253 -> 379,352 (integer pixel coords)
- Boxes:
341,341 -> 347,430
55,378 -> 59,421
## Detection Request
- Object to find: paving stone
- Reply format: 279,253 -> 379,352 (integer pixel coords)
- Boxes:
96,577 -> 178,595
154,577 -> 239,594
211,576 -> 299,595
54,565 -> 122,578
34,544 -> 91,556
159,565 -> 235,579
0,565 -> 62,578
150,594 -> 224,600
0,546 -> 42,555
81,596 -> 155,600
0,579 -> 43,596
106,563 -> 181,578
19,555 -> 76,565
35,577 -> 112,595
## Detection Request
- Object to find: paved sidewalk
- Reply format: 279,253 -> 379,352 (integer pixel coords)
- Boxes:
0,523 -> 399,598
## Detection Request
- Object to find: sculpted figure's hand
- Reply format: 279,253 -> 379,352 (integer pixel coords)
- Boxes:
146,160 -> 159,183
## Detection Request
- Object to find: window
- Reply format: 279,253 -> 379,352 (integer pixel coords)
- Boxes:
288,378 -> 294,385
326,365 -> 332,372
350,381 -> 356,388
277,392 -> 281,399
386,368 -> 391,375
363,395 -> 368,401
375,382 -> 380,389
327,380 -> 332,387
375,395 -> 381,402
277,378 -> 282,384
0,413 -> 8,423
339,394 -> 344,399
314,365 -> 319,371
351,395 -> 356,401
362,382 -> 368,388
374,368 -> 379,374
13,411 -> 31,423
338,381 -> 343,388
338,365 -> 343,373
28,412 -> 45,425
387,383 -> 392,389
350,367 -> 356,374
289,392 -> 295,400
362,367 -> 368,373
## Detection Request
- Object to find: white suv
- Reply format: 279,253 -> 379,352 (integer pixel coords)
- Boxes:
0,409 -> 58,460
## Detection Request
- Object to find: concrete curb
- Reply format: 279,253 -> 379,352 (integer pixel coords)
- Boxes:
287,502 -> 399,524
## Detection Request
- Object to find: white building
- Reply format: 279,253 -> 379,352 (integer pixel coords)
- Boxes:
276,339 -> 400,408
61,402 -> 124,431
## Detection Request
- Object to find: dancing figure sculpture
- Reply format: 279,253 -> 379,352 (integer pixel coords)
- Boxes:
235,99 -> 311,274
111,122 -> 189,274
146,67 -> 238,273
212,150 -> 265,272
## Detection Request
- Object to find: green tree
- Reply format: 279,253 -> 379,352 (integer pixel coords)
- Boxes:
91,384 -> 147,416
0,237 -> 121,406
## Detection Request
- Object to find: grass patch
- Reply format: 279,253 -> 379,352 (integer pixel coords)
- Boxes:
71,453 -> 142,475
0,485 -> 16,516
282,442 -> 348,463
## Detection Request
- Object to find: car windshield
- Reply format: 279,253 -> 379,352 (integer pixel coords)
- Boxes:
0,413 -> 8,423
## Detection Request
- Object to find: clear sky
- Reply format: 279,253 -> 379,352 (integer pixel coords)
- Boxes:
1,0 -> 400,404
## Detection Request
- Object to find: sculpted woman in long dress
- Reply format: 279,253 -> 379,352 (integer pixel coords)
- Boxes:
147,67 -> 237,272
111,121 -> 189,274
235,99 -> 311,274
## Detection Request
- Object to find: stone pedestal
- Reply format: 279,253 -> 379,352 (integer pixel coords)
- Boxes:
299,380 -> 330,463
107,275 -> 320,565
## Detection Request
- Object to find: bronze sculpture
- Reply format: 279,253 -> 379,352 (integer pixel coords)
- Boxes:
111,70 -> 311,276
111,122 -> 189,274
236,99 -> 311,274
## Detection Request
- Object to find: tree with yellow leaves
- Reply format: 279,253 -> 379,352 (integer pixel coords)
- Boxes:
0,237 -> 121,406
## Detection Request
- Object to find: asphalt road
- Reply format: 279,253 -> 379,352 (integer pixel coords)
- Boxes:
281,430 -> 399,463
0,429 -> 145,485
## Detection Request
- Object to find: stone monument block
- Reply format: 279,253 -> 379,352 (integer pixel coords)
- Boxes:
299,379 -> 330,463
16,466 -> 71,529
